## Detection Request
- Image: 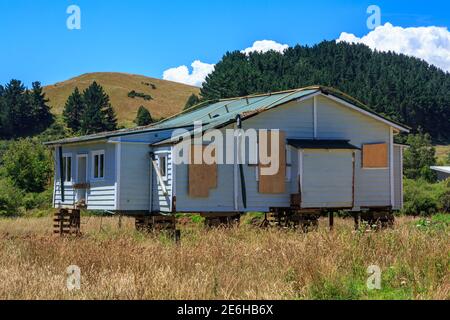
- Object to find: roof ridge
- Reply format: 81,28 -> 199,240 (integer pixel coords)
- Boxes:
217,85 -> 322,101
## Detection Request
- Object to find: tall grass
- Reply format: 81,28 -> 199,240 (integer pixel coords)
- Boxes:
0,216 -> 448,300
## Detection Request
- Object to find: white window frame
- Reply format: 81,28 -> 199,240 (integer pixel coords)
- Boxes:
76,154 -> 88,183
62,153 -> 72,183
157,153 -> 169,181
91,150 -> 105,180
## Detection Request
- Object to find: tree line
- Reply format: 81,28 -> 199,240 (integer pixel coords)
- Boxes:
0,80 -> 53,139
200,41 -> 450,142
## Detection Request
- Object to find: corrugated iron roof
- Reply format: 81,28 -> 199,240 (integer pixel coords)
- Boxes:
45,86 -> 410,146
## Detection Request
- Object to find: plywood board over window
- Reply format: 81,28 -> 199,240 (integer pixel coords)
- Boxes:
362,143 -> 388,168
188,145 -> 217,197
259,130 -> 286,194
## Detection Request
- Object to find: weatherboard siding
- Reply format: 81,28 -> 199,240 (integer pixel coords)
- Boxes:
315,96 -> 391,208
53,142 -> 117,211
174,99 -> 314,212
301,150 -> 354,208
237,99 -> 315,211
175,162 -> 235,212
118,143 -> 151,211
151,146 -> 173,213
175,95 -> 393,212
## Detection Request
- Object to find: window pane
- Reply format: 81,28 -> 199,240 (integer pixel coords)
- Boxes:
67,157 -> 72,182
94,155 -> 99,178
62,157 -> 67,182
160,156 -> 166,177
100,154 -> 104,178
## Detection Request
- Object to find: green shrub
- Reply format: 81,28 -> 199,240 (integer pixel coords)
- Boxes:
402,179 -> 448,216
0,178 -> 24,216
2,138 -> 52,192
128,90 -> 153,100
437,180 -> 450,213
23,188 -> 53,210
403,133 -> 437,182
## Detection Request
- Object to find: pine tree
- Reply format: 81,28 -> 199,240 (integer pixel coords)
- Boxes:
184,94 -> 200,110
63,87 -> 85,132
0,85 -> 5,137
103,103 -> 118,131
2,80 -> 32,138
134,106 -> 153,126
80,82 -> 118,134
30,81 -> 53,134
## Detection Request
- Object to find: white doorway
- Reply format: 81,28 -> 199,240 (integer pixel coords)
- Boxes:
76,154 -> 88,203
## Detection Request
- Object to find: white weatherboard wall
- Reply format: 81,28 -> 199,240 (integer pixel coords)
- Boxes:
151,146 -> 173,213
175,98 -> 314,212
117,143 -> 151,211
315,95 -> 391,208
116,128 -> 182,212
174,95 -> 394,212
54,142 -> 117,210
301,150 -> 353,208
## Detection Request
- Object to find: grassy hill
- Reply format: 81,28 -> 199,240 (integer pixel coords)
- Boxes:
43,72 -> 200,127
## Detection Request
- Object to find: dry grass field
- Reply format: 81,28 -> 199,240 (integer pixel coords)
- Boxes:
44,72 -> 200,127
0,215 -> 448,300
436,145 -> 450,164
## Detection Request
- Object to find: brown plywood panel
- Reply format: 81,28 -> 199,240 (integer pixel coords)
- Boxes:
259,130 -> 286,194
188,145 -> 217,197
362,143 -> 388,168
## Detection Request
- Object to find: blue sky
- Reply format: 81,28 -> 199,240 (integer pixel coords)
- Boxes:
0,0 -> 449,87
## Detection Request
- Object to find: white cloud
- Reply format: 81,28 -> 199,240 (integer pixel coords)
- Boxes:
241,40 -> 289,55
162,60 -> 215,87
162,40 -> 289,87
337,23 -> 450,72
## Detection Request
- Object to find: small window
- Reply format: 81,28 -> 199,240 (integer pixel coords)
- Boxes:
92,150 -> 105,179
158,154 -> 168,180
362,143 -> 388,169
62,155 -> 72,182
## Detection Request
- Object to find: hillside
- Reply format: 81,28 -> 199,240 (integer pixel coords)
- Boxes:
201,41 -> 450,142
44,72 -> 200,127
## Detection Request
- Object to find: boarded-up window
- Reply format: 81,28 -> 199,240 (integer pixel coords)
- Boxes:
362,143 -> 388,168
188,145 -> 217,197
258,130 -> 286,194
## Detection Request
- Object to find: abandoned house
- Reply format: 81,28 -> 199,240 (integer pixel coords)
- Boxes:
45,86 -> 410,231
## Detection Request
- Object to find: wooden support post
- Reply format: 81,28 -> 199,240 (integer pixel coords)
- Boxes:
329,211 -> 334,231
354,213 -> 360,230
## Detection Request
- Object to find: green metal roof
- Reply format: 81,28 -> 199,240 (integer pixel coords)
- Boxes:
45,86 -> 410,146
